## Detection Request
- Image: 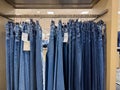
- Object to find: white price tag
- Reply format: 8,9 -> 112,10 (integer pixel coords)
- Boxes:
23,41 -> 30,51
63,33 -> 68,42
22,33 -> 28,41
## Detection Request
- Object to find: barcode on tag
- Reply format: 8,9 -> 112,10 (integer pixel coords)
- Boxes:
22,33 -> 28,41
63,33 -> 68,42
23,41 -> 30,51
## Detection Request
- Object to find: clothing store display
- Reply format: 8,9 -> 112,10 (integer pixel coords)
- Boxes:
5,19 -> 106,90
45,20 -> 106,90
5,20 -> 43,90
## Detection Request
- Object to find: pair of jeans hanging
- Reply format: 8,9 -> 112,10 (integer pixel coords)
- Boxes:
19,22 -> 30,90
73,21 -> 82,90
35,21 -> 43,90
6,22 -> 11,90
9,22 -> 15,90
45,21 -> 56,90
29,20 -> 37,90
68,20 -> 73,90
63,25 -> 69,90
14,24 -> 21,90
53,21 -> 65,90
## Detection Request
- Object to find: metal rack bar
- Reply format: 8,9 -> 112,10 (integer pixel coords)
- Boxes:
0,9 -> 108,20
6,14 -> 98,18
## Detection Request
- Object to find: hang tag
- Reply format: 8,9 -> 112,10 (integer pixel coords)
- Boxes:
23,41 -> 30,51
63,33 -> 68,42
22,33 -> 28,41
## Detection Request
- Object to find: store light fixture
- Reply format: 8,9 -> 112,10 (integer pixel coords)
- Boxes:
81,11 -> 89,14
47,11 -> 54,15
37,11 -> 40,14
118,11 -> 120,14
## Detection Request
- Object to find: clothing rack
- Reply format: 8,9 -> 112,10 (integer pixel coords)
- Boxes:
0,9 -> 108,21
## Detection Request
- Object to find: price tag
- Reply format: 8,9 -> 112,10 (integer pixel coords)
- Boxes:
23,41 -> 30,51
22,33 -> 28,41
63,33 -> 68,42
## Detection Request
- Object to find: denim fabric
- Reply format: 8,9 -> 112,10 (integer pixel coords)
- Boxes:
5,19 -> 106,90
102,24 -> 106,90
68,20 -> 72,90
97,20 -> 106,90
90,22 -> 97,90
53,27 -> 58,90
19,23 -> 26,90
35,21 -> 43,90
14,24 -> 21,90
24,23 -> 30,90
9,22 -> 15,90
29,20 -> 37,90
5,22 -> 11,90
46,21 -> 56,90
55,21 -> 65,90
73,21 -> 82,90
63,25 -> 68,90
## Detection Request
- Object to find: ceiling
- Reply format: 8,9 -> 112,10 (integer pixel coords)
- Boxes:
5,0 -> 100,9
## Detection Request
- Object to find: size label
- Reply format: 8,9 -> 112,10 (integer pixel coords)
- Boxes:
63,33 -> 68,42
23,41 -> 30,51
22,33 -> 28,41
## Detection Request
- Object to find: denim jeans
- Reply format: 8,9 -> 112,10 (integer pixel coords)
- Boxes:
24,23 -> 30,90
46,21 -> 56,90
5,20 -> 106,90
55,21 -> 65,90
6,22 -> 11,90
68,20 -> 72,90
9,22 -> 15,90
19,23 -> 26,90
63,25 -> 69,90
73,21 -> 82,90
29,20 -> 37,90
35,21 -> 43,90
14,24 -> 21,90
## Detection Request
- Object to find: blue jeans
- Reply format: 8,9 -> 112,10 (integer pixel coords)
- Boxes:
55,21 -> 65,90
62,25 -> 69,90
14,24 -> 21,90
9,22 -> 15,90
29,20 -> 37,90
6,22 -> 11,90
46,21 -> 56,90
73,21 -> 82,90
35,21 -> 43,90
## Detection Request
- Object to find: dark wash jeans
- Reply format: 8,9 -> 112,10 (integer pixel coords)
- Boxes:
45,21 -> 56,90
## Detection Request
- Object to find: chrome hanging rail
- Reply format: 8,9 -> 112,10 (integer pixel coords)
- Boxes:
0,9 -> 108,20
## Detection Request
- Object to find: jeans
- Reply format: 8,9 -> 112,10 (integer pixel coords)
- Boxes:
35,21 -> 43,90
19,22 -> 30,90
63,25 -> 68,90
5,20 -> 106,90
46,21 -> 56,90
14,24 -> 21,90
56,21 -> 65,90
73,21 -> 82,90
68,20 -> 72,90
24,23 -> 30,90
29,20 -> 37,90
9,22 -> 15,90
19,23 -> 26,90
6,22 -> 11,90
